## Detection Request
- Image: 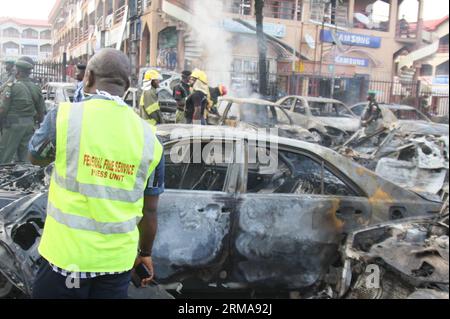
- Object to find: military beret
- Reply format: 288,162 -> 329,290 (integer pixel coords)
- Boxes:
15,56 -> 35,70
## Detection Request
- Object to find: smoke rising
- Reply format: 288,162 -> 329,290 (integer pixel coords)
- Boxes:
191,0 -> 233,89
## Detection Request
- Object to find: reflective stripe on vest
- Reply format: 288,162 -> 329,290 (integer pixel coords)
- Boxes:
47,201 -> 141,235
52,102 -> 155,203
145,102 -> 160,115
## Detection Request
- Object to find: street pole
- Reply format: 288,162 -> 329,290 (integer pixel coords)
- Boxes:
62,52 -> 67,82
330,45 -> 336,98
318,19 -> 325,77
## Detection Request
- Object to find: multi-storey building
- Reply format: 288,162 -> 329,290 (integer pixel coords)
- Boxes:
0,17 -> 52,61
49,0 -> 441,104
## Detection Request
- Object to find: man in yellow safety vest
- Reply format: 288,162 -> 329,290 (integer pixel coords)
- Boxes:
28,49 -> 165,299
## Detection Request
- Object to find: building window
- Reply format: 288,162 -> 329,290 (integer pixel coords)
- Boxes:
157,27 -> 178,70
106,0 -> 113,15
40,30 -> 52,40
420,64 -> 433,76
22,28 -> 39,39
436,61 -> 449,76
310,0 -> 349,26
227,0 -> 252,15
2,41 -> 20,56
22,45 -> 39,56
40,44 -> 52,53
353,0 -> 390,32
2,27 -> 20,38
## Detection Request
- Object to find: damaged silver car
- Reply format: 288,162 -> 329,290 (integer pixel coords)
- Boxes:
277,96 -> 361,146
207,97 -> 319,143
0,126 -> 445,298
350,103 -> 449,136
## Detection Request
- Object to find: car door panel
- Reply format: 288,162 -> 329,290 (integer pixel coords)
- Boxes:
153,190 -> 233,280
153,139 -> 238,282
232,194 -> 371,288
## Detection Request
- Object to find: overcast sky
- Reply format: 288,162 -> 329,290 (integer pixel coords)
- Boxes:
0,0 -> 448,21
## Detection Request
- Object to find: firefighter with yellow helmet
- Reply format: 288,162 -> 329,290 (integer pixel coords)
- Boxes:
139,69 -> 164,126
185,69 -> 209,124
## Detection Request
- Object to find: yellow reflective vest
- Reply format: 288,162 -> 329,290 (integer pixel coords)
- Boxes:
39,98 -> 163,273
140,88 -> 162,126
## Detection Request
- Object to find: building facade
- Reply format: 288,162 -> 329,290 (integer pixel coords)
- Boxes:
49,0 -> 442,104
0,17 -> 52,61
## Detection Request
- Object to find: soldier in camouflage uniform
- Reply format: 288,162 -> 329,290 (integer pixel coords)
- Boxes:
0,59 -> 16,157
0,59 -> 16,88
0,57 -> 45,164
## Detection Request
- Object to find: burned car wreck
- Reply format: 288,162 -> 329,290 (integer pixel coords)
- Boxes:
0,126 -> 447,298
338,116 -> 449,197
332,215 -> 448,299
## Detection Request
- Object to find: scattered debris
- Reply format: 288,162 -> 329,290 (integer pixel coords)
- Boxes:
339,125 -> 449,196
335,217 -> 449,299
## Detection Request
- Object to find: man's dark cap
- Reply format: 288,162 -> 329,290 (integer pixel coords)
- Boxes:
181,70 -> 192,77
77,64 -> 87,70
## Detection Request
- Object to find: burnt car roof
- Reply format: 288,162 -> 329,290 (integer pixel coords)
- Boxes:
280,96 -> 346,104
218,97 -> 279,106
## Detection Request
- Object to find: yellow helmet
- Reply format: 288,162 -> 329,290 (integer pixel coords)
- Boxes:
191,69 -> 208,84
144,69 -> 162,82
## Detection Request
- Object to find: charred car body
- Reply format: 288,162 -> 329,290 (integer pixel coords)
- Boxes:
207,97 -> 318,143
277,96 -> 361,146
41,82 -> 76,111
334,216 -> 448,299
340,104 -> 449,197
350,103 -> 448,136
0,125 -> 444,298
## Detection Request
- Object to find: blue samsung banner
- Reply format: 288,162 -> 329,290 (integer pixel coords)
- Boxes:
335,56 -> 369,67
321,30 -> 382,48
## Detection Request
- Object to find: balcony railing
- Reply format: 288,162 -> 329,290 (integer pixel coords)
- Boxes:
114,5 -> 127,24
264,0 -> 302,21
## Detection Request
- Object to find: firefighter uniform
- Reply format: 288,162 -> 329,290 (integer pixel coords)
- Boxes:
139,70 -> 164,126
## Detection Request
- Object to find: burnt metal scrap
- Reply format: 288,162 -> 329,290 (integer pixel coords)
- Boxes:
338,125 -> 449,196
333,216 -> 449,299
0,164 -> 49,194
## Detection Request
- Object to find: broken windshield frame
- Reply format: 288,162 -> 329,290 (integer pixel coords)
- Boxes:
309,102 -> 355,118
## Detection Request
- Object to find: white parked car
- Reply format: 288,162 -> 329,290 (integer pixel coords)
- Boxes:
277,96 -> 361,146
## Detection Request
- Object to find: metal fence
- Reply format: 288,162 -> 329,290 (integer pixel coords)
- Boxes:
0,61 -> 66,88
276,73 -> 449,117
31,61 -> 66,86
